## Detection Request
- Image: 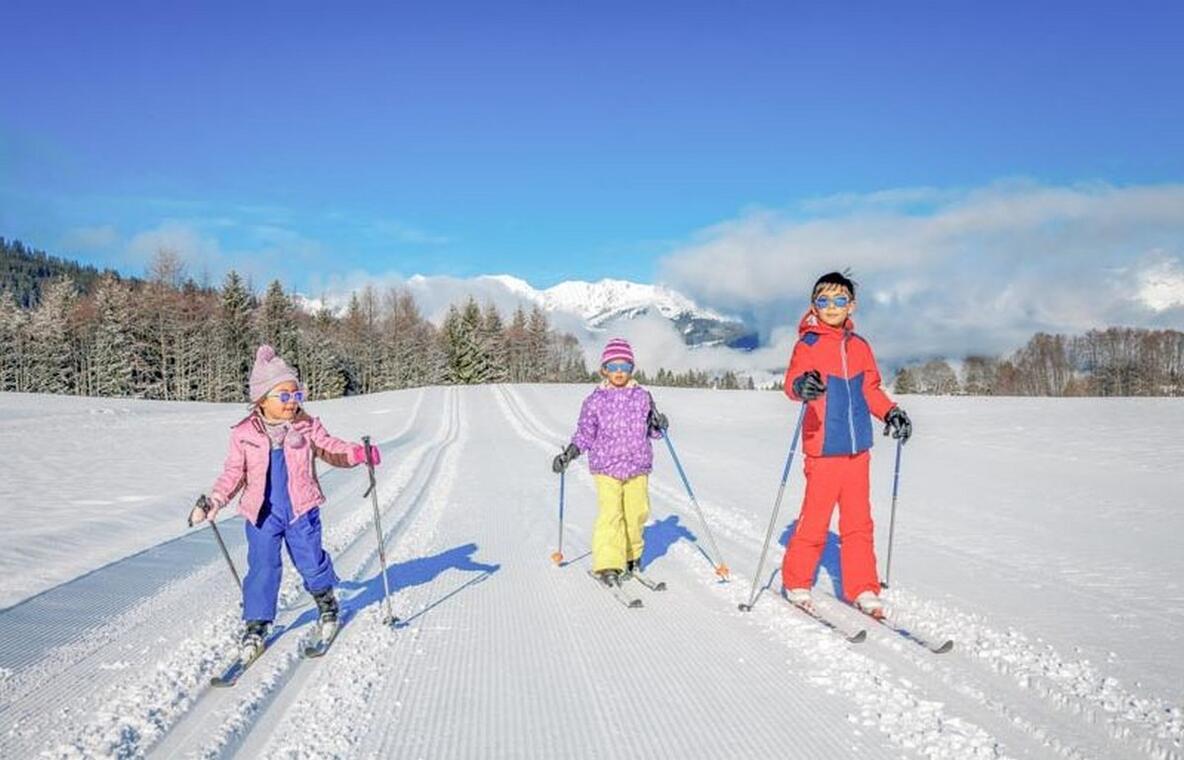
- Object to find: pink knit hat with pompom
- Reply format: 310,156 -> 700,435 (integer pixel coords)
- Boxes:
249,345 -> 301,402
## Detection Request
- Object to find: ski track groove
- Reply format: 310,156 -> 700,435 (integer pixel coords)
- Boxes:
503,384 -> 1184,760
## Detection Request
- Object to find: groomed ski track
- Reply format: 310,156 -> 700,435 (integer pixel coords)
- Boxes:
0,385 -> 1179,759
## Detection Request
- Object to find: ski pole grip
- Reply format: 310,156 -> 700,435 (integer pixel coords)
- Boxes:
187,494 -> 211,528
361,435 -> 377,498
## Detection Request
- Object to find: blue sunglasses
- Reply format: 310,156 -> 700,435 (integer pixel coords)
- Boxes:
603,362 -> 634,373
814,295 -> 851,309
266,390 -> 305,403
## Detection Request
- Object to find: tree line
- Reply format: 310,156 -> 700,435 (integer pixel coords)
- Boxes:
635,368 -> 757,390
0,237 -> 126,308
893,328 -> 1184,397
0,251 -> 590,401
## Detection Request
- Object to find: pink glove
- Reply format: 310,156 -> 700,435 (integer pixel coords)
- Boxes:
351,444 -> 381,467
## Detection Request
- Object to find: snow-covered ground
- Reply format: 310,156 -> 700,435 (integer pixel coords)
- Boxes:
0,385 -> 1181,759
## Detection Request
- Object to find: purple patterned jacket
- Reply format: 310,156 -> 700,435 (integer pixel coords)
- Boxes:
570,381 -> 661,481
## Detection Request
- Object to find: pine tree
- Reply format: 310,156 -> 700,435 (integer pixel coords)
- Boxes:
526,306 -> 550,382
217,271 -> 253,401
506,306 -> 531,382
892,366 -> 917,394
442,298 -> 492,384
259,280 -> 299,362
480,302 -> 508,382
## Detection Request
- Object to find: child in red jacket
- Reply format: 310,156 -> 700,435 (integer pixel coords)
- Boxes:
781,272 -> 911,617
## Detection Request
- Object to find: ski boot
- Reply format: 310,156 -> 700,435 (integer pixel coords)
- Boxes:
595,568 -> 623,588
784,587 -> 813,606
312,587 -> 340,641
621,559 -> 641,581
239,619 -> 269,662
853,591 -> 885,620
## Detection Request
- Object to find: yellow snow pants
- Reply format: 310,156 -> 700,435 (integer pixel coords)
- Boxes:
591,474 -> 650,573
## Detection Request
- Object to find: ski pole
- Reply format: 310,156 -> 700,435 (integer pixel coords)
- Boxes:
662,432 -> 730,580
551,469 -> 566,565
882,437 -> 904,589
188,495 -> 242,592
361,436 -> 398,626
739,403 -> 807,612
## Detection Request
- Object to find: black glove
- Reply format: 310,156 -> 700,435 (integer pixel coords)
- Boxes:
647,408 -> 669,434
552,443 -> 581,473
792,370 -> 827,401
883,406 -> 912,443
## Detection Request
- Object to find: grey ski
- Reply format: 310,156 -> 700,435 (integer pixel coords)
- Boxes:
587,571 -> 643,608
303,622 -> 341,658
858,610 -> 954,654
623,569 -> 667,592
210,646 -> 266,688
780,593 -> 866,643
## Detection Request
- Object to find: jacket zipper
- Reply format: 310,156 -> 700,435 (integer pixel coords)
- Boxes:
839,333 -> 856,454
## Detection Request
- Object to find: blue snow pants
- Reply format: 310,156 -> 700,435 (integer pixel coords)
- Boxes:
242,449 -> 338,622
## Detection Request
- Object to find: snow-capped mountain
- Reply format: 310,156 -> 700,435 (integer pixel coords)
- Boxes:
485,275 -> 719,325
301,274 -> 757,349
481,275 -> 756,348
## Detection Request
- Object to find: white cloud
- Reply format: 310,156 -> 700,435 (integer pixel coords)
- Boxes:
659,181 -> 1184,363
1138,256 -> 1184,312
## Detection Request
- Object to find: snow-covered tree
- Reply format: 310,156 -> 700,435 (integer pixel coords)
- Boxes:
300,310 -> 348,399
90,275 -> 135,397
0,290 -> 29,391
27,277 -> 78,394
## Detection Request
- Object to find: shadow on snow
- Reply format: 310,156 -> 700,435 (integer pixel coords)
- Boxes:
281,542 -> 501,639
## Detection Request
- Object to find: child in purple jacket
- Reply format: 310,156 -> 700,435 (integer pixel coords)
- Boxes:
552,338 -> 668,589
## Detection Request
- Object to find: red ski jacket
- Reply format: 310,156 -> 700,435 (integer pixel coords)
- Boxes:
782,311 -> 896,458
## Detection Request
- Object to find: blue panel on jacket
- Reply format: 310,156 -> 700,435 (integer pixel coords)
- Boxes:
821,371 -> 873,456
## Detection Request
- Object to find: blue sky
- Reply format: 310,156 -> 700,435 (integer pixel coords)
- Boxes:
1,1 -> 1182,297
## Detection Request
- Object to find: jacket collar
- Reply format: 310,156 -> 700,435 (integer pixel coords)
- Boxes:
797,309 -> 853,339
232,407 -> 313,432
598,378 -> 640,390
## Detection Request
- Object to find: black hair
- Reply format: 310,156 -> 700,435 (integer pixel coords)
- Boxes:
811,270 -> 856,299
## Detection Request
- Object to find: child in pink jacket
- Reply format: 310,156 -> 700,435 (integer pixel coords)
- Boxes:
190,345 -> 381,656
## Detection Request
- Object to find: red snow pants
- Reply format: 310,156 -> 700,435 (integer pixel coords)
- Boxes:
781,451 -> 880,602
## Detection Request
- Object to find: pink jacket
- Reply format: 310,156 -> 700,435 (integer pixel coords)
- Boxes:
208,410 -> 360,524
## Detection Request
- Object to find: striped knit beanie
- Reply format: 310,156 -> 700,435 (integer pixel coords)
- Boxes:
600,338 -> 635,367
